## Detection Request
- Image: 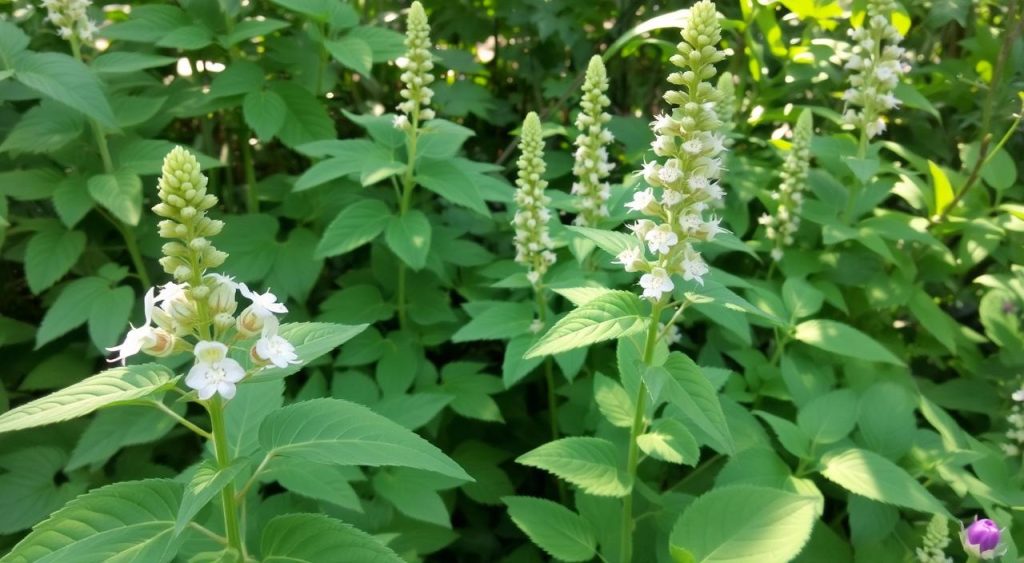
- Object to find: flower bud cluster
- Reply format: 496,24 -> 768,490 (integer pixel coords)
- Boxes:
108,147 -> 298,402
153,147 -> 226,283
615,0 -> 728,301
392,1 -> 436,131
1000,387 -> 1024,457
41,0 -> 99,42
759,110 -> 812,262
716,72 -> 737,148
571,56 -> 615,227
512,112 -> 556,287
841,0 -> 909,138
915,516 -> 952,563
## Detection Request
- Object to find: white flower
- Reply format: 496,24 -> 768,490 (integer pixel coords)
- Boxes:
682,139 -> 703,154
652,113 -> 674,133
626,188 -> 656,213
107,287 -> 159,365
639,267 -> 674,300
645,225 -> 679,254
155,281 -> 189,306
770,248 -> 785,261
239,283 -> 288,318
254,328 -> 300,369
614,247 -> 645,272
681,248 -> 710,285
393,114 -> 410,130
530,319 -> 545,334
185,341 -> 246,400
1012,389 -> 1024,402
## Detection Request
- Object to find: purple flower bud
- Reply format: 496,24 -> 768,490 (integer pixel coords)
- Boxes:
961,517 -> 1004,560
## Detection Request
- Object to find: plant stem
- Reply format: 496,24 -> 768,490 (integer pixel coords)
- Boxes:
207,397 -> 244,557
146,400 -> 211,439
535,287 -> 566,503
395,109 -> 421,331
69,35 -> 153,289
241,138 -> 258,213
619,301 -> 662,563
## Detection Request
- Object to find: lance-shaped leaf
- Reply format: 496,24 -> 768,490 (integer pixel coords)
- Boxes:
657,352 -> 734,454
820,448 -> 949,516
260,513 -> 402,563
525,291 -> 648,359
516,437 -> 631,497
175,459 -> 249,535
0,364 -> 176,434
503,496 -> 597,562
259,398 -> 471,480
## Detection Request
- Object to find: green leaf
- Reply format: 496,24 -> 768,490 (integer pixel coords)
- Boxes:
842,157 -> 879,184
67,405 -> 179,470
209,61 -> 264,99
35,276 -> 108,347
222,18 -> 290,47
659,352 -> 734,454
451,302 -> 535,342
637,418 -> 699,465
155,24 -> 213,49
0,100 -> 84,154
91,52 -> 176,74
52,175 -> 94,228
270,81 -> 335,149
247,322 -> 368,382
25,224 -> 86,294
0,21 -> 29,68
13,52 -> 116,127
87,171 -> 143,226
243,89 -> 287,141
176,459 -> 248,535
259,397 -> 471,480
260,513 -> 402,563
0,479 -> 184,563
754,411 -> 811,459
414,157 -> 490,215
385,210 -> 431,270
567,226 -> 638,257
782,278 -> 824,320
669,485 -> 817,563
326,37 -> 373,75
516,437 -> 631,497
793,320 -> 904,366
796,389 -> 858,445
929,160 -> 954,217
315,199 -> 391,258
894,82 -> 940,120
503,496 -> 596,562
0,447 -> 85,535
593,373 -> 635,428
525,291 -> 648,358
225,379 -> 284,459
294,140 -> 393,190
908,288 -> 957,353
86,286 -> 133,352
858,382 -> 916,460
373,469 -> 451,527
820,448 -> 948,515
0,364 -> 175,434
262,457 -> 361,511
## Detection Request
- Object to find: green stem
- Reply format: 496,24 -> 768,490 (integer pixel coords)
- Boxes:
619,302 -> 663,563
395,110 -> 421,332
241,139 -> 258,213
207,397 -> 244,557
536,287 -> 566,503
146,400 -> 211,439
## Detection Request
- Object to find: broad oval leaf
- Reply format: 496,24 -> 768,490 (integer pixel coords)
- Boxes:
503,496 -> 596,562
793,320 -> 904,366
0,364 -> 175,434
820,448 -> 948,516
516,437 -> 631,497
525,291 -> 648,359
315,200 -> 391,258
669,485 -> 817,563
384,210 -> 431,271
260,513 -> 402,563
258,397 -> 471,480
1,479 -> 183,563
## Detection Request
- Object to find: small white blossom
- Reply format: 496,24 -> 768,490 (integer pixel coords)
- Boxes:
626,188 -> 656,213
107,288 -> 159,365
639,267 -> 674,301
253,327 -> 300,369
614,247 -> 645,272
185,341 -> 246,400
239,284 -> 288,318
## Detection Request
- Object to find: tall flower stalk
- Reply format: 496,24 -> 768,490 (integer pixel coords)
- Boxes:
393,0 -> 436,330
571,55 -> 615,228
616,2 -> 728,561
111,147 -> 297,558
759,109 -> 813,263
512,113 -> 562,495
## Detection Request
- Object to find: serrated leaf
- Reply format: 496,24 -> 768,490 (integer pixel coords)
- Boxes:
259,397 -> 471,480
91,52 -> 176,74
929,159 -> 954,216
637,418 -> 699,465
0,479 -> 183,563
87,171 -> 143,226
593,372 -> 635,428
451,302 -> 535,342
659,352 -> 734,454
793,320 -> 903,366
525,291 -> 647,358
52,175 -> 93,228
260,513 -> 402,563
35,276 -> 108,347
67,405 -> 179,470
820,448 -> 948,515
0,447 -> 85,535
385,210 -> 431,270
176,460 -> 248,535
88,286 -> 134,351
796,389 -> 858,445
315,199 -> 391,258
503,496 -> 596,562
243,89 -> 287,141
374,470 -> 450,527
326,36 -> 373,75
0,100 -> 84,154
414,157 -> 489,215
13,52 -> 116,127
0,364 -> 175,434
567,226 -> 638,258
516,437 -> 631,497
270,81 -> 335,149
669,485 -> 817,563
25,224 -> 86,295
262,457 -> 361,511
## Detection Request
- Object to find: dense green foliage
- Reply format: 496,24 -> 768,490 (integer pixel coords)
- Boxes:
1,0 -> 1023,561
